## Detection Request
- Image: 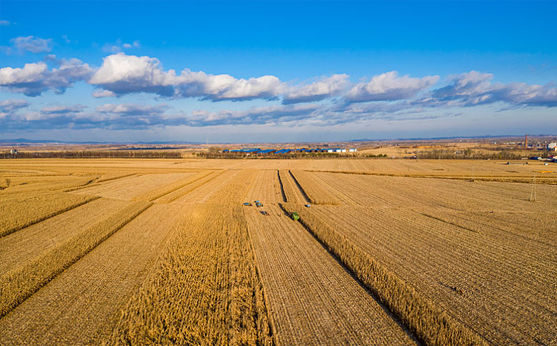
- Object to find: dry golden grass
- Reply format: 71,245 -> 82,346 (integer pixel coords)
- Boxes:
0,201 -> 151,317
0,192 -> 98,237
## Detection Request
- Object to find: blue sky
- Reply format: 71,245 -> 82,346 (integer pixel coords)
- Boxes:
1,0 -> 556,143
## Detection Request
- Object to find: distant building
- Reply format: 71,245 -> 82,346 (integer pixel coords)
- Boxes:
348,148 -> 358,152
548,143 -> 557,151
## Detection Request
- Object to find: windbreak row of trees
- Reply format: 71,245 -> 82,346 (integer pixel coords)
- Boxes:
414,149 -> 526,160
0,151 -> 183,159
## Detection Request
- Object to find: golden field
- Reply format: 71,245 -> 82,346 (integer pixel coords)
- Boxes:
0,158 -> 556,346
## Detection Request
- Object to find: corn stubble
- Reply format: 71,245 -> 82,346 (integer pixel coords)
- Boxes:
0,201 -> 151,317
0,192 -> 97,237
280,203 -> 488,346
107,171 -> 273,346
289,170 -> 339,205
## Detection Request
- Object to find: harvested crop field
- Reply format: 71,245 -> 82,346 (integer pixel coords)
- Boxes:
0,158 -> 555,346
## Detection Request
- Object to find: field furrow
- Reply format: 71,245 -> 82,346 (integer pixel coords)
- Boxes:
156,170 -> 224,203
245,205 -> 417,346
70,173 -> 191,200
245,169 -> 285,204
0,198 -> 130,275
170,169 -> 245,204
0,204 -> 179,346
0,201 -> 151,317
1,158 -> 554,346
289,170 -> 339,205
132,171 -> 207,201
0,192 -> 98,238
291,203 -> 557,346
278,170 -> 309,204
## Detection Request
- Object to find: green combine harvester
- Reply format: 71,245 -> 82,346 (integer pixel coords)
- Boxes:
291,212 -> 299,221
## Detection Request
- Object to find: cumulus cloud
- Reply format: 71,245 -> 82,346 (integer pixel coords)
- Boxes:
89,54 -> 179,96
41,104 -> 87,115
187,103 -> 320,126
0,58 -> 93,96
96,103 -> 168,116
344,71 -> 439,103
427,71 -> 494,106
90,53 -> 285,101
8,36 -> 53,54
92,89 -> 116,98
419,70 -> 557,108
0,99 -> 30,118
0,99 -> 30,112
283,74 -> 350,104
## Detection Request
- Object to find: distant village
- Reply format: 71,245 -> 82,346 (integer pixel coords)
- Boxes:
222,147 -> 358,155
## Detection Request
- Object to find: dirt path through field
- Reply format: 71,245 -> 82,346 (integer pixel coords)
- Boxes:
245,205 -> 417,346
0,204 -> 180,346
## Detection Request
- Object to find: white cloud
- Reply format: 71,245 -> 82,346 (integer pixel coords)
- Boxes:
283,74 -> 350,104
345,71 -> 439,103
0,99 -> 29,118
96,103 -> 168,116
89,54 -> 178,96
431,71 -> 493,102
92,90 -> 116,98
188,103 -> 320,126
41,104 -> 87,115
122,41 -> 140,49
10,36 -> 53,54
0,20 -> 9,26
90,53 -> 285,101
0,99 -> 30,112
0,58 -> 93,96
422,71 -> 557,107
103,39 -> 141,53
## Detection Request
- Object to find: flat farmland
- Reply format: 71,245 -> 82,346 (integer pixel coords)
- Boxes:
0,158 -> 555,346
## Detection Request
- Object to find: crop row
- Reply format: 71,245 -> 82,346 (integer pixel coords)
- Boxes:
0,201 -> 151,317
299,204 -> 557,345
157,170 -> 225,203
277,170 -> 306,203
280,203 -> 488,346
0,192 -> 98,238
289,170 -> 339,205
106,206 -> 272,345
132,170 -> 213,201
